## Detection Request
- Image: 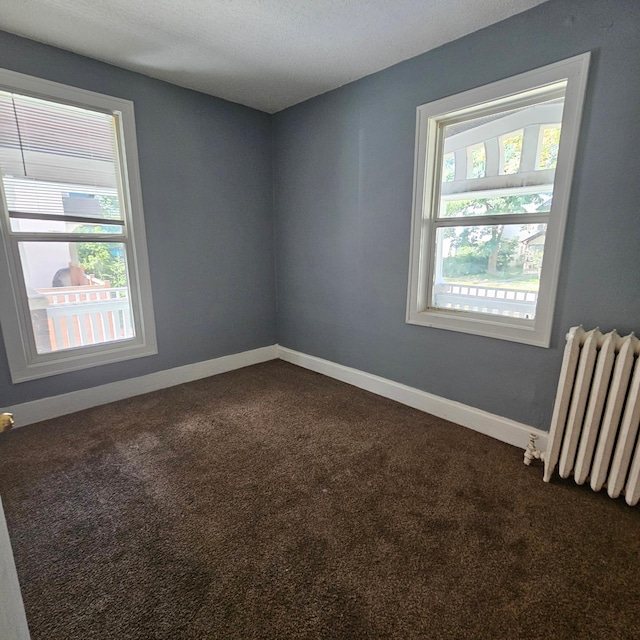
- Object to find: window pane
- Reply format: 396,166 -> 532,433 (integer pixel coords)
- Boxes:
440,96 -> 565,205
439,191 -> 553,218
18,241 -> 134,354
431,223 -> 547,320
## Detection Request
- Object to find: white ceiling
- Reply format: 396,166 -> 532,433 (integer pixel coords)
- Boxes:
0,0 -> 549,113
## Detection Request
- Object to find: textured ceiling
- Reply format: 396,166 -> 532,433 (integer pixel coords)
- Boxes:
0,0 -> 550,113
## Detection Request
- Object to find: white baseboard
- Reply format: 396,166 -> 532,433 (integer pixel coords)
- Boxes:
6,345 -> 278,428
5,342 -> 546,452
277,346 -> 547,451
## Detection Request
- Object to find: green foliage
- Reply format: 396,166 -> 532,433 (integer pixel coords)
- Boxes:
442,154 -> 455,182
502,131 -> 523,174
443,246 -> 486,277
469,145 -> 486,178
97,195 -> 121,220
76,238 -> 126,287
444,193 -> 547,218
443,228 -> 520,277
539,126 -> 561,169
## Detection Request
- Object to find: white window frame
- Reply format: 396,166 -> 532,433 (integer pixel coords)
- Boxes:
0,69 -> 157,382
406,53 -> 590,347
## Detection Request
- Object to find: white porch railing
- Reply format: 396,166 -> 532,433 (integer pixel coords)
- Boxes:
434,283 -> 538,319
34,286 -> 134,352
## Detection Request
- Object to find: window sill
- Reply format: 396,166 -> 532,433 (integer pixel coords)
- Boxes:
7,339 -> 158,383
406,308 -> 550,347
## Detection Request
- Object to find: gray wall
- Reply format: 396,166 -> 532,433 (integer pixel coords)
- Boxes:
0,30 -> 276,406
273,0 -> 640,429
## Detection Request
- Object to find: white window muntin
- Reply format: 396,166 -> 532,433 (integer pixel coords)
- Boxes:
406,53 -> 590,347
0,69 -> 157,382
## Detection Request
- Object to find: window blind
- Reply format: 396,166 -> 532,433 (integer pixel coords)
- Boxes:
0,90 -> 122,220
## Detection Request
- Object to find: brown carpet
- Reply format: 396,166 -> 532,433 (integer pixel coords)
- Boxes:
1,360 -> 639,640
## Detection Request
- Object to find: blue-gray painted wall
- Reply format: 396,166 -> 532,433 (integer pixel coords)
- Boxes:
273,0 -> 640,429
0,30 -> 276,406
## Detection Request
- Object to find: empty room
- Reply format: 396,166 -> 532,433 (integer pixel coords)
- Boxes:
0,0 -> 639,638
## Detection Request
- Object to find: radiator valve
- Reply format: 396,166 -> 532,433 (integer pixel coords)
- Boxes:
523,433 -> 544,466
0,413 -> 14,433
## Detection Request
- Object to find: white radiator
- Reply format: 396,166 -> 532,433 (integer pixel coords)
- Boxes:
535,326 -> 640,505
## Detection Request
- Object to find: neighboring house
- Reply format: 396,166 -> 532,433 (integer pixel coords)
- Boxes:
521,230 -> 546,274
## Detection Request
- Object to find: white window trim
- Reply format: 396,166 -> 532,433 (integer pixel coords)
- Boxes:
0,69 -> 157,382
406,53 -> 590,347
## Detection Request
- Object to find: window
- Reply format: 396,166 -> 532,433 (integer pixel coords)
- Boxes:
406,54 -> 590,347
0,69 -> 157,382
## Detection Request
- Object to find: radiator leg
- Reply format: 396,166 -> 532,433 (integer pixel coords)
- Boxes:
523,433 -> 545,466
